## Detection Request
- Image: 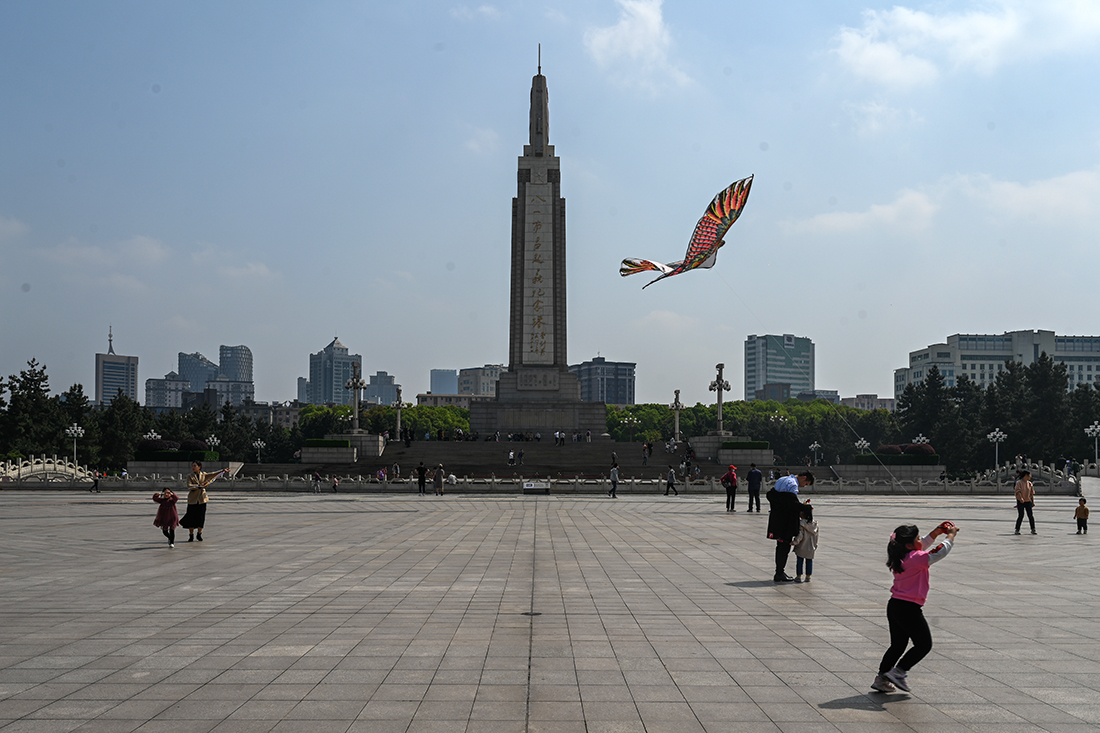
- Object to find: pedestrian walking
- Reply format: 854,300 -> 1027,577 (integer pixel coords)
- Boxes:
179,461 -> 226,543
416,462 -> 428,495
332,475 -> 339,493
152,488 -> 179,548
1075,498 -> 1089,534
1014,470 -> 1036,534
609,463 -> 619,498
665,465 -> 678,496
433,464 -> 444,495
872,521 -> 960,693
720,465 -> 738,512
311,470 -> 321,494
793,503 -> 818,582
746,463 -> 762,512
89,473 -> 100,493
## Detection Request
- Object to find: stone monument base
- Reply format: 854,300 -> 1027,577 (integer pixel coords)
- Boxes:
469,400 -> 607,438
469,369 -> 607,437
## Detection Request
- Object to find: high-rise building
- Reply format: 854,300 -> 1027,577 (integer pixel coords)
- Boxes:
206,374 -> 255,407
219,345 -> 253,382
297,377 -> 310,404
744,334 -> 815,400
458,364 -> 503,396
568,357 -> 636,406
894,330 -> 1100,398
95,327 -> 139,405
364,371 -> 400,406
178,352 -> 220,393
429,369 -> 458,395
145,371 -> 190,408
841,394 -> 896,412
306,337 -> 363,405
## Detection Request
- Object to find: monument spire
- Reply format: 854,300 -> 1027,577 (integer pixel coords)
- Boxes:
528,57 -> 549,157
107,325 -> 115,355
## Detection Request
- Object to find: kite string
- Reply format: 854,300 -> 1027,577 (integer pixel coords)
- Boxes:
712,269 -> 907,493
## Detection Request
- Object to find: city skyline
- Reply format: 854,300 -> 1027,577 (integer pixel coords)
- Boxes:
4,2 -> 1100,405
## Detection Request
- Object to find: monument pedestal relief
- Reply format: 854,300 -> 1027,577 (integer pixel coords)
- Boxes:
469,63 -> 606,437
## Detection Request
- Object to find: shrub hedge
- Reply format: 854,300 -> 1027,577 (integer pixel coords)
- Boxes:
133,450 -> 221,463
721,441 -> 770,450
851,454 -> 940,466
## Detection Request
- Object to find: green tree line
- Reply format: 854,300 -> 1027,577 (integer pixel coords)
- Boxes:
0,360 -> 475,470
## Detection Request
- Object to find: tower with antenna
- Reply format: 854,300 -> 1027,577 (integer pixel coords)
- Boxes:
95,327 -> 139,405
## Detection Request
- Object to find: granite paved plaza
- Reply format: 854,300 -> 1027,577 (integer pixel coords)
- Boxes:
1,481 -> 1098,733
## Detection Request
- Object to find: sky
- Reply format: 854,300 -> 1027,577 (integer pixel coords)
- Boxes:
3,0 -> 1100,407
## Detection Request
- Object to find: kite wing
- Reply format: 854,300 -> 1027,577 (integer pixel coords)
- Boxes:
620,174 -> 753,289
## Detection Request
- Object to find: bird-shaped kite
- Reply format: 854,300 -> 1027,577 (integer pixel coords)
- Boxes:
620,174 -> 753,289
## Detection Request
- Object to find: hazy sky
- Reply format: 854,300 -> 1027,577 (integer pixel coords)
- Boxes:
3,1 -> 1099,406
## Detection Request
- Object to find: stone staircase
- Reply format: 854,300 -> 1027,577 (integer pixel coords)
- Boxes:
238,439 -> 719,481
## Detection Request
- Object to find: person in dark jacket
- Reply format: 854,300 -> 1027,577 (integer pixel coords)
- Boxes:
152,488 -> 179,548
767,471 -> 814,582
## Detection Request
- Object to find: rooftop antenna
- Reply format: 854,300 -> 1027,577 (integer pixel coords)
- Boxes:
538,43 -> 541,74
108,325 -> 115,355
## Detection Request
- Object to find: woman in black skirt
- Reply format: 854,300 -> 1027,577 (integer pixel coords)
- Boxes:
179,461 -> 225,542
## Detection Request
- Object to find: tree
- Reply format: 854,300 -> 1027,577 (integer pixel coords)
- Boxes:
1022,353 -> 1070,461
298,404 -> 353,439
2,359 -> 64,458
98,393 -> 151,469
60,383 -> 99,467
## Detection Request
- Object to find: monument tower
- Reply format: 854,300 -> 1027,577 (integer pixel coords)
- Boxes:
469,60 -> 606,437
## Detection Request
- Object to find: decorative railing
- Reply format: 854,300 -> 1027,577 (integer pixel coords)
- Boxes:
0,455 -> 97,482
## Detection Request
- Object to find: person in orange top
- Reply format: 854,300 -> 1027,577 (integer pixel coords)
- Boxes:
1014,470 -> 1036,535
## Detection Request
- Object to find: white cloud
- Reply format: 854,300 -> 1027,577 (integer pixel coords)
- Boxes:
217,262 -> 277,280
630,309 -> 699,334
584,0 -> 690,93
464,127 -> 499,156
834,1 -> 1100,87
842,100 -> 904,135
785,190 -> 938,235
785,167 -> 1100,237
40,235 -> 170,268
40,239 -> 110,267
0,216 -> 29,242
450,5 -> 500,21
954,169 -> 1100,223
117,235 -> 170,265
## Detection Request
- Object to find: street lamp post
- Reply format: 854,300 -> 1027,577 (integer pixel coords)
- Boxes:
809,441 -> 822,466
207,435 -> 220,451
144,430 -> 161,441
346,362 -> 367,432
669,389 -> 684,443
987,428 -> 1007,486
253,439 -> 265,464
855,438 -> 870,454
1085,421 -> 1100,467
65,423 -> 84,478
393,386 -> 404,438
912,434 -> 930,445
708,363 -> 731,434
621,415 -> 639,443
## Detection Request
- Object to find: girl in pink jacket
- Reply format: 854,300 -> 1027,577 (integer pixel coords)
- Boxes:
872,521 -> 959,693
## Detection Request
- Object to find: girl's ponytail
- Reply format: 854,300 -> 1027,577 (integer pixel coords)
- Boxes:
886,525 -> 919,574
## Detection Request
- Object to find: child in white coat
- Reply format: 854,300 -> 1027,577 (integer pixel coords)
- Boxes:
794,502 -> 818,582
